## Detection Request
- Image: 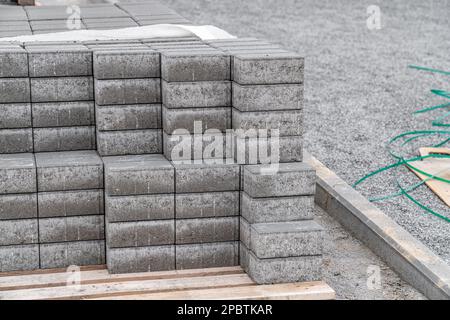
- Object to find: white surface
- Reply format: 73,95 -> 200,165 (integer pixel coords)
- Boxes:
0,24 -> 236,42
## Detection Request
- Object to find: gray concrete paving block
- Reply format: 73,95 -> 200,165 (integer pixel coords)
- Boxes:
161,51 -> 230,81
240,244 -> 322,284
138,18 -> 192,26
35,150 -> 103,192
30,77 -> 94,102
103,154 -> 174,196
39,215 -> 105,243
176,191 -> 239,219
106,194 -> 174,222
94,78 -> 161,105
162,106 -> 231,134
33,126 -> 96,152
0,244 -> 39,272
96,104 -> 161,131
0,218 -> 38,246
27,47 -> 92,77
0,153 -> 36,194
173,161 -> 240,193
241,192 -> 315,223
233,52 -> 304,84
93,50 -> 160,79
40,240 -> 105,269
162,80 -> 231,108
232,82 -> 303,112
0,103 -> 31,129
240,218 -> 323,259
232,108 -> 303,136
243,162 -> 316,197
96,129 -> 162,156
140,37 -> 200,44
107,245 -> 175,274
176,216 -> 239,244
176,241 -> 239,269
38,190 -> 104,218
0,78 -> 30,103
0,48 -> 28,77
32,101 -> 95,127
106,220 -> 175,248
0,128 -> 33,153
0,193 -> 37,220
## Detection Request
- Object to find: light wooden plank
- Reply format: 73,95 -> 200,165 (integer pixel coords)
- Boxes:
92,281 -> 335,300
0,265 -> 106,278
0,266 -> 243,291
0,273 -> 253,300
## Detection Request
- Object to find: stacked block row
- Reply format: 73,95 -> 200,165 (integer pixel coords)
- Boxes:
239,163 -> 323,284
0,44 -> 96,154
0,151 -> 105,272
93,47 -> 162,156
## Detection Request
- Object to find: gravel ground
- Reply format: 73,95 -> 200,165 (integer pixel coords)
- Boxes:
164,0 -> 450,264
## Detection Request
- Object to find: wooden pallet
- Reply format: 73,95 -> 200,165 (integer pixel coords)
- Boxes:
0,265 -> 335,300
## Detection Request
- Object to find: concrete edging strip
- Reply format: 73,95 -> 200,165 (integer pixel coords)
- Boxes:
304,151 -> 450,300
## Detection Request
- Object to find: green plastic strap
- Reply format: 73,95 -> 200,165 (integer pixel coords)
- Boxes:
408,65 -> 450,76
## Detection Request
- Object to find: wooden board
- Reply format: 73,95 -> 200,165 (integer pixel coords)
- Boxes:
0,266 -> 335,300
408,147 -> 450,206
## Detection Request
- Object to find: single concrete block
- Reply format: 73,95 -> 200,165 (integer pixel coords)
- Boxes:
176,241 -> 239,269
39,215 -> 105,243
176,191 -> 239,219
232,108 -> 303,136
106,220 -> 174,248
0,48 -> 28,77
0,153 -> 36,194
162,106 -> 231,134
38,190 -> 104,218
107,245 -> 175,274
106,194 -> 174,222
27,47 -> 92,77
232,83 -> 303,112
241,192 -> 315,223
33,126 -> 96,152
240,244 -> 322,284
103,154 -> 174,196
0,103 -> 32,129
94,78 -> 161,105
162,80 -> 231,108
35,151 -> 103,192
173,161 -> 240,193
32,102 -> 95,127
176,217 -> 239,244
40,240 -> 105,269
0,78 -> 30,103
233,52 -> 304,85
93,50 -> 160,79
240,218 -> 323,259
243,162 -> 315,198
0,128 -> 33,153
96,129 -> 162,156
0,244 -> 39,272
161,51 -> 230,81
163,132 -> 233,161
234,135 -> 303,164
0,193 -> 37,220
30,77 -> 94,102
0,218 -> 38,245
96,104 -> 161,131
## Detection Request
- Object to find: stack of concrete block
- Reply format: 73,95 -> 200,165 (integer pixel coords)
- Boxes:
239,163 -> 323,284
25,44 -> 96,152
93,48 -> 162,156
103,155 -> 175,274
0,154 -> 39,272
35,151 -> 105,269
0,45 -> 32,154
158,42 -> 232,161
173,161 -> 240,270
